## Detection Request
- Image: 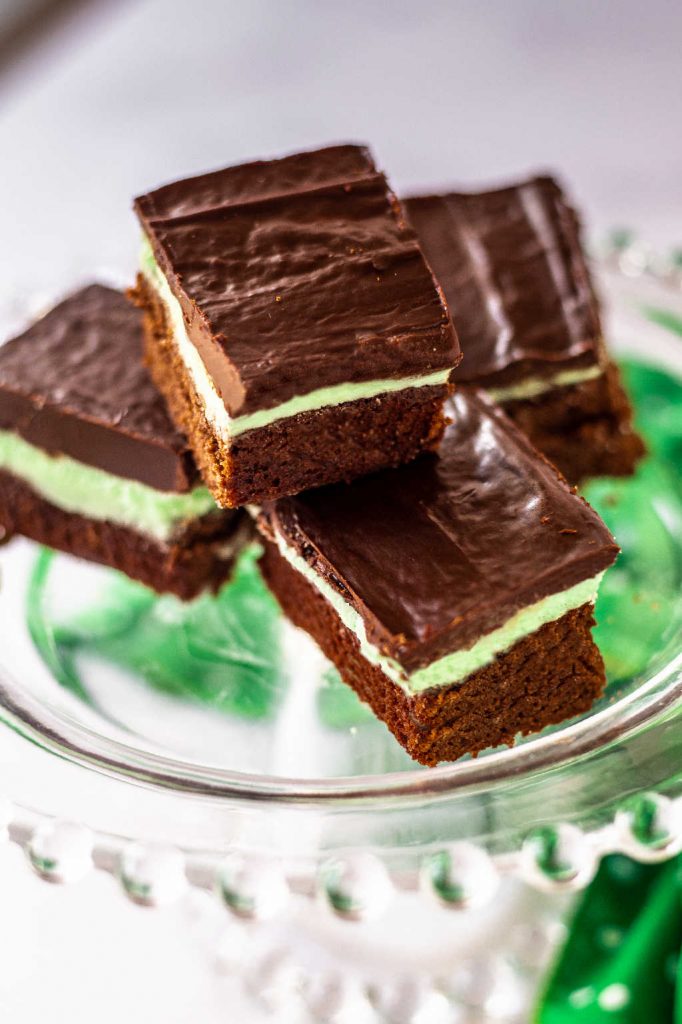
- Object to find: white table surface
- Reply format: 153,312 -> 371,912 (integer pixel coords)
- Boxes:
0,2 -> 680,1020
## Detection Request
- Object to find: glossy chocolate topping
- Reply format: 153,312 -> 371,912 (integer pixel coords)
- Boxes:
405,176 -> 603,390
0,285 -> 198,492
263,388 -> 618,672
135,145 -> 460,416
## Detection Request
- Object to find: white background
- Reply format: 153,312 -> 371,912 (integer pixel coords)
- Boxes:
0,1 -> 680,1020
2,0 -> 681,300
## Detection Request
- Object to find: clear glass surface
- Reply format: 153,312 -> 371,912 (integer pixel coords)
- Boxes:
0,263 -> 680,869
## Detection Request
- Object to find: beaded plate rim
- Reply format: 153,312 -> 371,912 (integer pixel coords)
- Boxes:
0,242 -> 679,895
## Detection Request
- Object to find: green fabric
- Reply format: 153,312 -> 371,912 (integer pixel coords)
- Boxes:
536,855 -> 682,1022
28,545 -> 287,720
538,305 -> 682,1023
582,358 -> 682,684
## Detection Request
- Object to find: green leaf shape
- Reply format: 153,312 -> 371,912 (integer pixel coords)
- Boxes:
643,306 -> 682,339
582,359 -> 682,684
28,545 -> 287,721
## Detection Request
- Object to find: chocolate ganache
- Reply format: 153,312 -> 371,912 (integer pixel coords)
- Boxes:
0,285 -> 197,492
135,144 -> 460,417
405,176 -> 603,391
263,388 -> 618,673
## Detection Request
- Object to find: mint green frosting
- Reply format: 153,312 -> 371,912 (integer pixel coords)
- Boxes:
272,529 -> 604,694
141,237 -> 452,438
487,364 -> 603,402
0,430 -> 218,543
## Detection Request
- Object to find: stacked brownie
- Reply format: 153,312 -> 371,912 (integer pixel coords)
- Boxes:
405,176 -> 644,484
130,145 -> 460,507
0,145 -> 638,764
257,389 -> 618,765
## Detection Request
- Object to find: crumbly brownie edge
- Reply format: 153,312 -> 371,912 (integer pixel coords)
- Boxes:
130,274 -> 450,508
501,361 -> 645,484
0,469 -> 243,600
259,539 -> 607,766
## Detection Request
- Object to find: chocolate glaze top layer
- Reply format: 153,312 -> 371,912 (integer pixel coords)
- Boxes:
405,176 -> 603,390
135,145 -> 460,417
0,285 -> 198,492
263,388 -> 618,673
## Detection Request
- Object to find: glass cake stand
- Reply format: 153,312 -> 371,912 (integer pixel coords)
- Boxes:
0,253 -> 680,1022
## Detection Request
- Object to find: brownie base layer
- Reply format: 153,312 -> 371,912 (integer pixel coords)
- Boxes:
0,469 -> 242,600
501,361 -> 645,484
131,275 -> 449,508
259,539 -> 607,766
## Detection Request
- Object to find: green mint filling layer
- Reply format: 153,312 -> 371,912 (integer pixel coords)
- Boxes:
487,364 -> 603,403
140,236 -> 452,439
273,529 -> 604,695
0,430 -> 218,543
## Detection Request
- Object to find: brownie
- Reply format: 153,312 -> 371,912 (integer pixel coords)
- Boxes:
256,389 -> 619,765
504,361 -> 646,484
405,177 -> 644,483
131,144 -> 460,507
0,284 -> 196,491
0,285 -> 248,598
0,469 -> 248,600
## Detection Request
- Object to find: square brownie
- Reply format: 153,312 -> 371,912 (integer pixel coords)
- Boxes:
0,285 -> 248,598
256,389 -> 619,765
131,145 -> 460,508
405,177 -> 644,483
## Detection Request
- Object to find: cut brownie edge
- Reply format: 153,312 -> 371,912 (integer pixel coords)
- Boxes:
0,469 -> 246,600
132,274 -> 450,508
259,539 -> 607,766
500,361 -> 645,484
